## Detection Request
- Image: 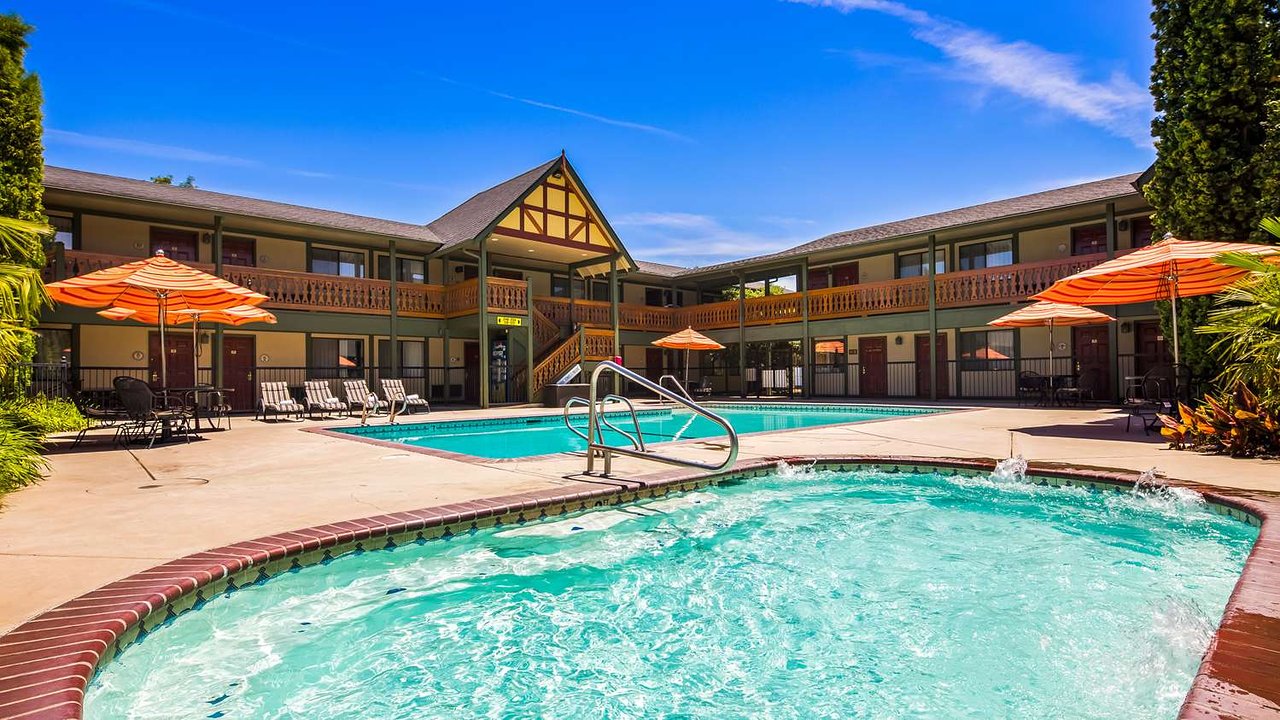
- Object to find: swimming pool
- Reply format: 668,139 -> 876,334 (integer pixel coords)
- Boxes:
84,463 -> 1256,719
331,402 -> 943,459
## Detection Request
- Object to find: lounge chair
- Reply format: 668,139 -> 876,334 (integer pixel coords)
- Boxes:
691,376 -> 713,397
113,376 -> 193,448
70,390 -> 130,447
342,380 -> 388,416
380,379 -> 429,415
304,380 -> 346,419
257,381 -> 304,421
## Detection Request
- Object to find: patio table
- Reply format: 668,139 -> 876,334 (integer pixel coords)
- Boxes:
163,386 -> 235,433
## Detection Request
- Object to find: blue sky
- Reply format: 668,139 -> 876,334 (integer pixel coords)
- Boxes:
14,0 -> 1156,267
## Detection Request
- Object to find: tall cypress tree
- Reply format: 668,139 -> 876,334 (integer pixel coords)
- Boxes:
1146,0 -> 1280,381
0,14 -> 45,397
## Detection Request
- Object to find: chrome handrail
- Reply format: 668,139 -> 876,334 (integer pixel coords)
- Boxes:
656,374 -> 694,405
584,361 -> 738,476
562,394 -> 646,451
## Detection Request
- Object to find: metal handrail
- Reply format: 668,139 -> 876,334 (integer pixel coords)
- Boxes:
583,361 -> 739,476
562,394 -> 646,451
656,374 -> 694,405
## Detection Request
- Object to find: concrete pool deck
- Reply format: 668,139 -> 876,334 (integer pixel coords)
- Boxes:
1,401 -> 1277,637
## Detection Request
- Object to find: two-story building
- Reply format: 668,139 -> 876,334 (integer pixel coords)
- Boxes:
35,153 -> 1170,408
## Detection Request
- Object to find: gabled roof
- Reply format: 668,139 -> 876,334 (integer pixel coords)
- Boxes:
633,260 -> 688,278
43,166 -> 441,245
680,172 -> 1144,277
426,158 -> 560,253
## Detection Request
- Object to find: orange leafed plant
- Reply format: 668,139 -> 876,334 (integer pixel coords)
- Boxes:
1159,382 -> 1280,457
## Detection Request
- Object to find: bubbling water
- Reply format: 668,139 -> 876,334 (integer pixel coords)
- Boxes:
992,454 -> 1029,482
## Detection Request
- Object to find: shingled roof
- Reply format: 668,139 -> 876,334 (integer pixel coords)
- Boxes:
43,166 -> 441,245
632,260 -> 688,277
426,158 -> 560,253
679,172 -> 1144,277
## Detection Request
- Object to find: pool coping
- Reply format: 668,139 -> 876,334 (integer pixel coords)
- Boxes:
0,456 -> 1275,719
305,402 -> 971,464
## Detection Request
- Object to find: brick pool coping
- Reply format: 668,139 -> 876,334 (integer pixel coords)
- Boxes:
0,456 -> 1276,719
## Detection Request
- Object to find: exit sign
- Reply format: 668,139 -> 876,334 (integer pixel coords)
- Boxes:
495,315 -> 523,327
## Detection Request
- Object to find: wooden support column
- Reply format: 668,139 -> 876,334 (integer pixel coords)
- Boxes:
737,272 -> 746,398
1105,202 -> 1120,402
388,240 -> 399,378
478,237 -> 489,409
800,259 -> 811,398
610,258 -> 620,394
927,234 -> 939,402
526,277 -> 535,404
442,326 -> 451,402
211,215 -> 224,389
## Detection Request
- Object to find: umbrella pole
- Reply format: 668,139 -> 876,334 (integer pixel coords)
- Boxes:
192,316 -> 200,388
1048,319 -> 1054,375
684,348 -> 690,389
158,293 -> 168,388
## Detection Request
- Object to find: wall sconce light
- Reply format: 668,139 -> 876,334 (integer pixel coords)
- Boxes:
1057,243 -> 1068,254
132,241 -> 145,251
1120,322 -> 1132,334
258,255 -> 269,264
199,333 -> 210,345
259,354 -> 270,363
894,335 -> 904,345
131,350 -> 144,361
1118,219 -> 1130,232
201,233 -> 212,245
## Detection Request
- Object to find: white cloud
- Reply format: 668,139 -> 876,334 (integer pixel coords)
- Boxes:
46,129 -> 261,167
791,0 -> 1153,146
615,211 -> 801,266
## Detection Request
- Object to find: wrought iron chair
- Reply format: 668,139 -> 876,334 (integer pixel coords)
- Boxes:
112,376 -> 193,448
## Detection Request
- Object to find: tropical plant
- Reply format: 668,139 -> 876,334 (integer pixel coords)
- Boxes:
0,216 -> 49,383
1159,383 -> 1280,457
1197,218 -> 1280,397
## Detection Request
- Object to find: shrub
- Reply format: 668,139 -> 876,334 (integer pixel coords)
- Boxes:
1,395 -> 85,434
1159,383 -> 1280,457
0,413 -> 43,493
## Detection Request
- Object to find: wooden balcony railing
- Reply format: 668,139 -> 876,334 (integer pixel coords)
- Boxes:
45,249 -> 1111,331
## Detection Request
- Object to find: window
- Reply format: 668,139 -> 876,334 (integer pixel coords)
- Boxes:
492,268 -> 523,281
311,247 -> 366,278
376,255 -> 426,283
644,287 -> 681,307
1071,223 -> 1108,256
897,251 -> 945,278
551,275 -> 572,298
49,214 -> 75,249
958,330 -> 1014,371
377,339 -> 426,373
34,328 -> 71,364
957,239 -> 1013,270
1131,217 -> 1156,248
310,337 -> 364,377
589,279 -> 613,302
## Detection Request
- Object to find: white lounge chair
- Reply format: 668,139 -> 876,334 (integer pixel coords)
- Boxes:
381,378 -> 430,415
257,381 -> 303,421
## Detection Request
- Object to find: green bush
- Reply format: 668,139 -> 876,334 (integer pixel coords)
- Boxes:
1,395 -> 86,434
0,414 -> 43,494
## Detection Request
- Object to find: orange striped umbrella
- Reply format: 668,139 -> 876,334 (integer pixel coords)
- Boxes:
652,326 -> 725,386
48,250 -> 269,385
1032,236 -> 1277,365
989,301 -> 1115,370
98,305 -> 276,387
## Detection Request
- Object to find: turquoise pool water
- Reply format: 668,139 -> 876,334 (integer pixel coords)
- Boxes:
334,403 -> 939,459
85,465 -> 1255,719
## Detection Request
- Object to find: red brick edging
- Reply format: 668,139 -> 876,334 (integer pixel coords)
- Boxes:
0,456 -> 1276,719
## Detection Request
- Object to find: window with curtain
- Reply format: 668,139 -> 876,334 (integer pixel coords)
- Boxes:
957,239 -> 1013,270
49,214 -> 75,249
377,339 -> 426,375
311,248 -> 366,278
958,329 -> 1014,371
897,251 -> 945,278
376,256 -> 425,283
310,338 -> 365,377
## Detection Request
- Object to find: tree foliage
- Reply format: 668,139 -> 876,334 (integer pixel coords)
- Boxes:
0,14 -> 43,228
1146,0 -> 1280,381
150,174 -> 197,188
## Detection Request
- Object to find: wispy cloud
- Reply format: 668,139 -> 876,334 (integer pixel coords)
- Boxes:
614,212 -> 801,266
792,0 -> 1152,146
46,129 -> 261,167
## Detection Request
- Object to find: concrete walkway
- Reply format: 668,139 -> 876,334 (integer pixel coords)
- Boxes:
1,403 -> 1276,635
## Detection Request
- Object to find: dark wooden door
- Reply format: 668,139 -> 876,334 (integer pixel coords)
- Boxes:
149,332 -> 195,389
859,336 -> 888,397
1071,224 -> 1107,256
1072,326 -> 1111,399
807,267 -> 830,290
221,236 -> 256,267
222,335 -> 256,411
463,342 -> 480,404
832,262 -> 860,287
914,334 -> 948,398
150,228 -> 199,261
645,347 -> 665,381
1134,320 -> 1171,377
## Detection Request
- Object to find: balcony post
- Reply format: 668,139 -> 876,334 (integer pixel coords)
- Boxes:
610,258 -> 619,394
737,271 -> 746,398
526,277 -> 535,404
388,240 -> 399,378
478,237 -> 489,409
927,234 -> 938,401
211,215 -> 224,390
442,326 -> 451,402
1106,201 -> 1119,401
800,259 -> 811,398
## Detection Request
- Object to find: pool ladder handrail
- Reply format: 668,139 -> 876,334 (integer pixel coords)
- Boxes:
579,361 -> 739,477
563,394 -> 647,452
655,374 -> 694,406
